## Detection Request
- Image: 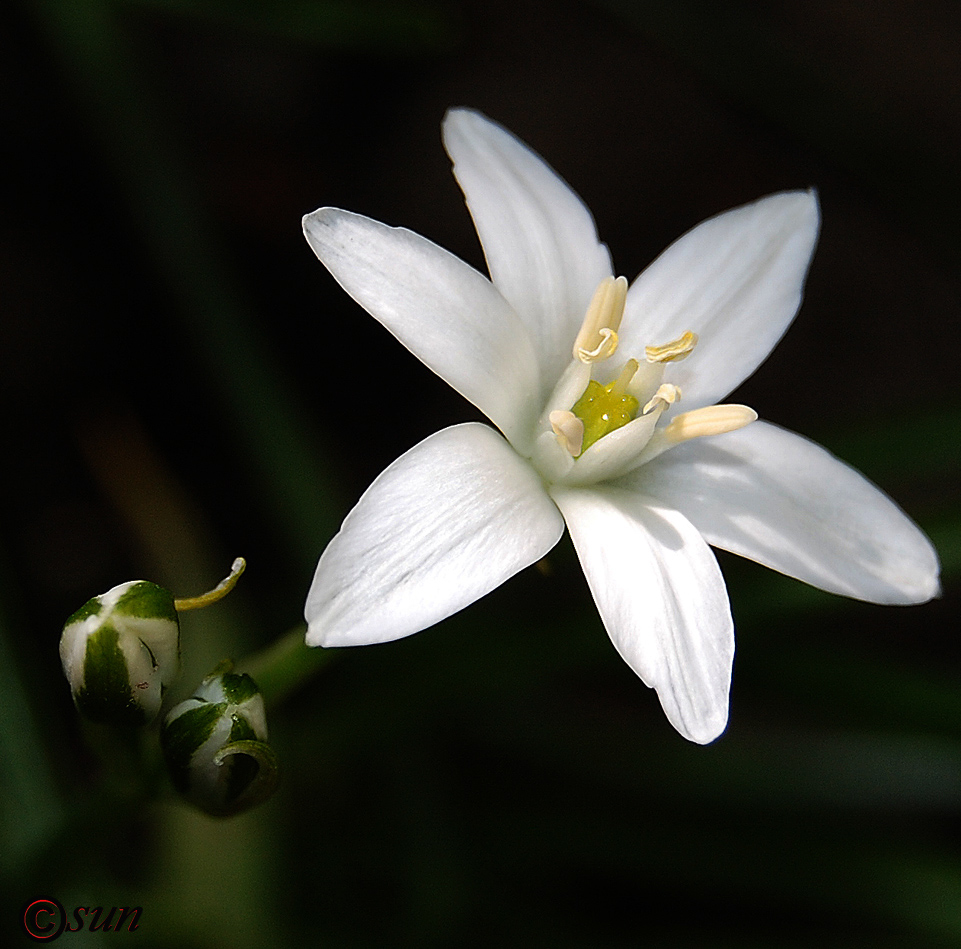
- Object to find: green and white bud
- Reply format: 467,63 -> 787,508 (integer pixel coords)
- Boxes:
160,663 -> 279,817
59,580 -> 180,727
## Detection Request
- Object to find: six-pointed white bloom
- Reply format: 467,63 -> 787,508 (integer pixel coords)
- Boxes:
302,108 -> 940,743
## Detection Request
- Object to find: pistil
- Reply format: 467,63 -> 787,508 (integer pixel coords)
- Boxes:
609,359 -> 639,397
570,359 -> 641,455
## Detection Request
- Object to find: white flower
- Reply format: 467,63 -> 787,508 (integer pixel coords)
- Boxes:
301,108 -> 940,743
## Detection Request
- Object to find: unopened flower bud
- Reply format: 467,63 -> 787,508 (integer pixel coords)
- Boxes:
160,663 -> 279,817
59,581 -> 180,727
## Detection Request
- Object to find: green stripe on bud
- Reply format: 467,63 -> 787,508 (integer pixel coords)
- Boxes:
160,663 -> 279,817
60,581 -> 181,726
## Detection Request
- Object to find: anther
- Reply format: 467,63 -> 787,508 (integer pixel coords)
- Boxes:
662,405 -> 757,444
573,276 -> 628,363
645,330 -> 698,364
550,410 -> 585,457
578,328 -> 618,363
642,383 -> 681,415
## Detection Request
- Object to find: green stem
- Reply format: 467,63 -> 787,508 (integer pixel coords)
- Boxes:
81,719 -> 166,806
237,627 -> 338,708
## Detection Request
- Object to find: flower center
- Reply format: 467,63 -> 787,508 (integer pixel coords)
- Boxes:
570,359 -> 640,453
532,276 -> 757,486
559,275 -> 702,458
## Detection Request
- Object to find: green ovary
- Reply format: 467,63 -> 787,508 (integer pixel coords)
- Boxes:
571,379 -> 639,454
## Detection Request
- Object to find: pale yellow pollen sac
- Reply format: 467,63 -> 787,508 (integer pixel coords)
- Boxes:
645,330 -> 699,364
579,328 -> 619,363
550,409 -> 585,457
642,383 -> 681,415
662,404 -> 758,444
573,275 -> 628,364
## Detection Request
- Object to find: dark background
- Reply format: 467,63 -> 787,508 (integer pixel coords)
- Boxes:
2,1 -> 959,946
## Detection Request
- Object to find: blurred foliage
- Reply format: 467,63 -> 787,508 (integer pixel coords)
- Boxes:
121,0 -> 458,51
1,0 -> 959,946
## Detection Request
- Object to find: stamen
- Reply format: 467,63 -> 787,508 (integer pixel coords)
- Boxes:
662,405 -> 757,444
550,410 -> 585,457
578,328 -> 619,363
642,383 -> 681,415
573,276 -> 628,363
645,330 -> 698,364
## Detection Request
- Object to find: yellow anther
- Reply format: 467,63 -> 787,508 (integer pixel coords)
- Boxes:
550,410 -> 585,458
662,405 -> 757,444
573,276 -> 628,363
645,330 -> 698,364
642,383 -> 681,415
578,328 -> 619,363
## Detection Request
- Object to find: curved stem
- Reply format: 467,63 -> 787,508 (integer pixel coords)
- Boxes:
174,558 -> 246,612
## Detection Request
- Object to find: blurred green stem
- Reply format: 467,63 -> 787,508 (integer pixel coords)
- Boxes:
238,626 -> 337,707
83,719 -> 167,804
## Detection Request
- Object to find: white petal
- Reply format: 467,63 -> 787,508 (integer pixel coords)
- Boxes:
551,485 -> 734,744
621,191 -> 820,410
630,421 -> 941,604
557,409 -> 661,488
443,108 -> 613,395
306,423 -> 564,647
303,207 -> 541,451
